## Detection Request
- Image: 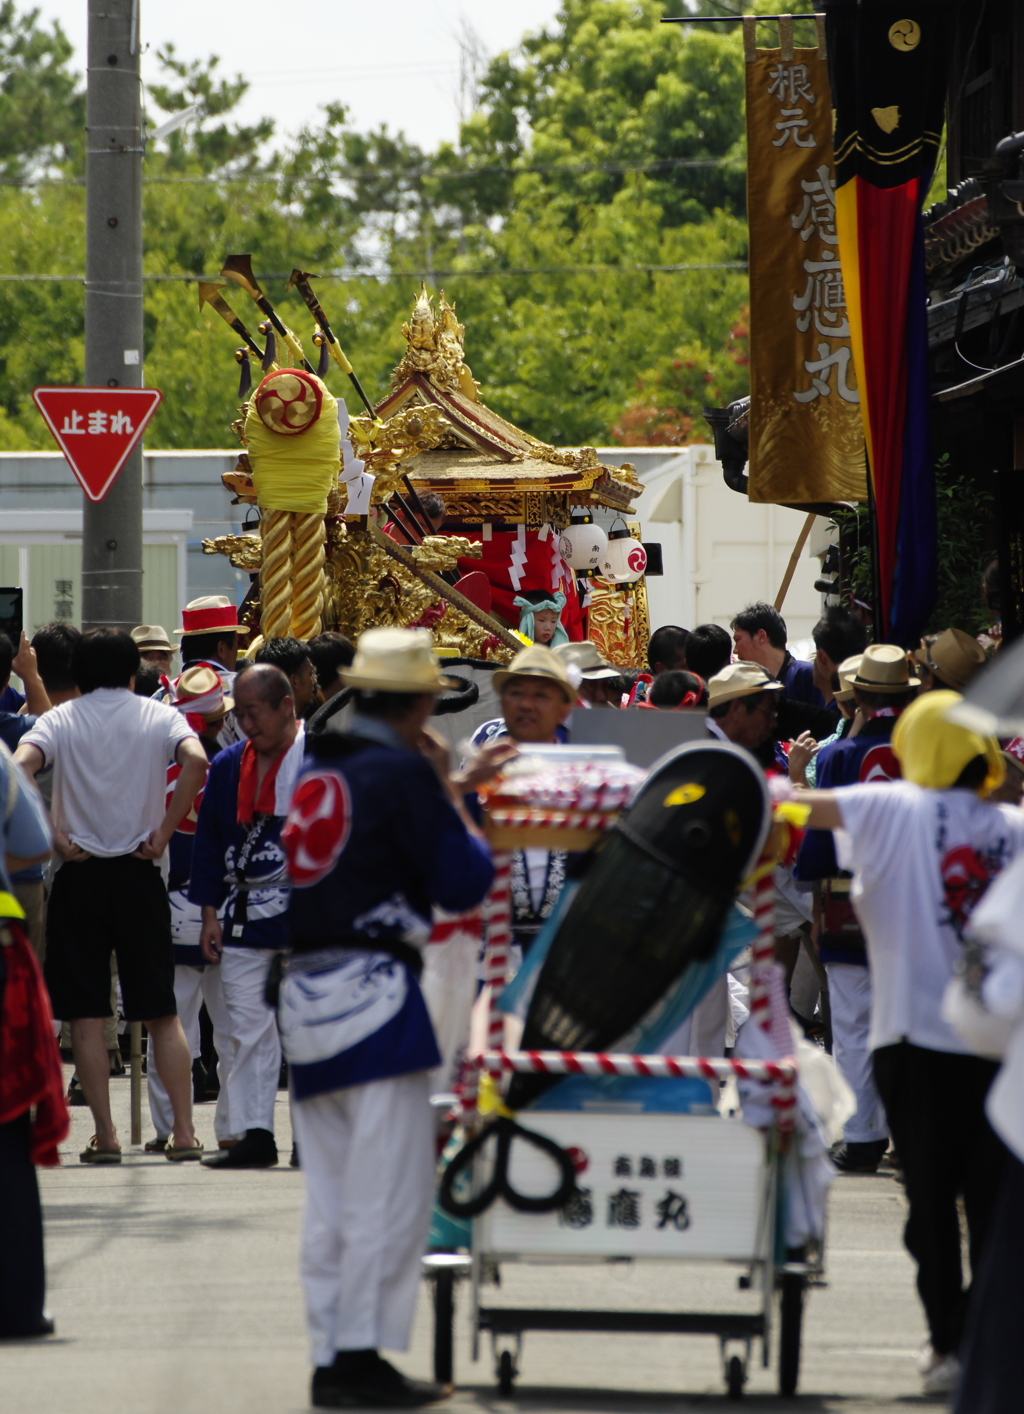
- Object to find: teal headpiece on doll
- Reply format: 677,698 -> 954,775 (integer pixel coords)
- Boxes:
513,591 -> 569,647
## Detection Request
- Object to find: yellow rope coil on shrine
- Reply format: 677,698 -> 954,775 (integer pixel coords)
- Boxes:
244,383 -> 341,514
290,512 -> 326,638
260,507 -> 293,639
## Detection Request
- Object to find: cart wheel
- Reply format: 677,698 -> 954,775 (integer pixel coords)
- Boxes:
432,1268 -> 455,1385
726,1354 -> 745,1400
778,1271 -> 804,1396
498,1349 -> 515,1397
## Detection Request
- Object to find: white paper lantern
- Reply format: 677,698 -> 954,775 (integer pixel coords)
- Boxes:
558,513 -> 608,573
600,526 -> 647,584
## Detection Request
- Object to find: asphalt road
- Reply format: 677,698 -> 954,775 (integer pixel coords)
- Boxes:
0,1072 -> 950,1414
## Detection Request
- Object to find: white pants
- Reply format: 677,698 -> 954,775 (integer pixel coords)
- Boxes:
790,941 -> 822,1021
421,914 -> 480,1095
826,962 -> 888,1144
291,1072 -> 435,1366
219,946 -> 282,1135
148,963 -> 234,1141
661,974 -> 729,1059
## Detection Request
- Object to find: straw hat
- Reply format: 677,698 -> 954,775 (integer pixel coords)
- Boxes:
914,627 -> 987,692
131,624 -> 173,652
492,644 -> 575,704
554,641 -> 622,681
173,664 -> 232,721
707,661 -> 783,709
850,643 -> 916,694
340,627 -> 459,694
175,595 -> 251,639
834,653 -> 862,704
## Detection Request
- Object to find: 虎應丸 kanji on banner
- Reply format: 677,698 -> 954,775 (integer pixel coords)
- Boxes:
32,386 -> 163,503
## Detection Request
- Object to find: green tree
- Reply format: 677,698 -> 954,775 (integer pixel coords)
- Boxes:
832,455 -> 995,638
446,0 -> 747,228
0,1 -> 84,179
0,0 -> 766,451
146,46 -> 275,176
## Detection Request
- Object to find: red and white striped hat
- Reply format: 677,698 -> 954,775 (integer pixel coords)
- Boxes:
174,595 -> 250,639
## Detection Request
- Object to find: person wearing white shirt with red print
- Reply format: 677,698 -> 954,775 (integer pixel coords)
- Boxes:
793,691 -> 1024,1397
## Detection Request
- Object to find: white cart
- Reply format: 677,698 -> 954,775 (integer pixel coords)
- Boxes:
427,768 -> 821,1398
429,1049 -> 823,1400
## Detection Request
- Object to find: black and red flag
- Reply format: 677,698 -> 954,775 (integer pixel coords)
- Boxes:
825,1 -> 951,643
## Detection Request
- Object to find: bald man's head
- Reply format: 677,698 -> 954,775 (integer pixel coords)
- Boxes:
233,662 -> 298,754
235,662 -> 291,708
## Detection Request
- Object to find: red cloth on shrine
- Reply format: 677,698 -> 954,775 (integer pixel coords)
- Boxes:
0,923 -> 69,1166
457,530 -> 585,640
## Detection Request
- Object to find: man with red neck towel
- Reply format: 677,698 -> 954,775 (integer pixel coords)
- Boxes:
190,664 -> 305,1169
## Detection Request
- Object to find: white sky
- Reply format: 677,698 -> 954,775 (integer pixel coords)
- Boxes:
38,1 -> 564,151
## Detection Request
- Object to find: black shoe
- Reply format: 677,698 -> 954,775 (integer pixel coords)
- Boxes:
1,1313 -> 57,1339
830,1139 -> 888,1173
108,1049 -> 126,1077
311,1352 -> 446,1408
290,1143 -> 300,1169
201,1128 -> 278,1169
66,1076 -> 88,1106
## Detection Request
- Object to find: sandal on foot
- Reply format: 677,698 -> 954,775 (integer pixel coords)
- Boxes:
165,1139 -> 204,1162
80,1135 -> 122,1165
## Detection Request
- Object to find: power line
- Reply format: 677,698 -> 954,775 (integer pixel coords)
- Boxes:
0,154 -> 735,190
0,262 -> 748,284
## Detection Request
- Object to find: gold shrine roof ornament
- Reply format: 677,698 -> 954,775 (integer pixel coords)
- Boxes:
372,285 -> 643,522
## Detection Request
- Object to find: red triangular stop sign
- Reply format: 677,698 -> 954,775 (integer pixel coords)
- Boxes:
32,386 -> 163,502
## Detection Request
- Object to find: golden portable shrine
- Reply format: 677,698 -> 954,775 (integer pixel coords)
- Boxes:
200,259 -> 650,665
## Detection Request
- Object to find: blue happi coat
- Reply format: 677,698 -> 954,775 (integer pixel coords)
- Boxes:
188,736 -> 301,949
280,718 -> 495,1099
795,714 -> 901,965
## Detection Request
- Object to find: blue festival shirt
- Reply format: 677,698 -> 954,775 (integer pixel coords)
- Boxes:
166,739 -> 221,966
3,712 -> 42,884
795,714 -> 901,965
279,718 -> 494,1097
781,653 -> 829,710
188,737 -> 299,949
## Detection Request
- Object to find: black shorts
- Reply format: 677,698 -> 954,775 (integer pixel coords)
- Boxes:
44,855 -> 176,1023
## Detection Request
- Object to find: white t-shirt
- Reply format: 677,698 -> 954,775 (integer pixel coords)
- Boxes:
836,780 -> 1024,1055
21,688 -> 197,858
963,853 -> 1024,1163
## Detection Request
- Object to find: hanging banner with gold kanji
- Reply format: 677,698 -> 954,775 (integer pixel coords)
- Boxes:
744,17 -> 867,505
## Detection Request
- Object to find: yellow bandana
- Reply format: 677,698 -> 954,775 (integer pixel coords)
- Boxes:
892,690 -> 1004,795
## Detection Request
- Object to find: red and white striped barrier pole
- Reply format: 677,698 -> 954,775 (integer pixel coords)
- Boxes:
459,849 -> 514,1120
485,808 -> 618,832
748,863 -> 775,1030
467,1049 -> 797,1086
747,855 -> 797,1133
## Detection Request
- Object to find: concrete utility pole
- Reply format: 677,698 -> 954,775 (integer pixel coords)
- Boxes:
82,0 -> 144,631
